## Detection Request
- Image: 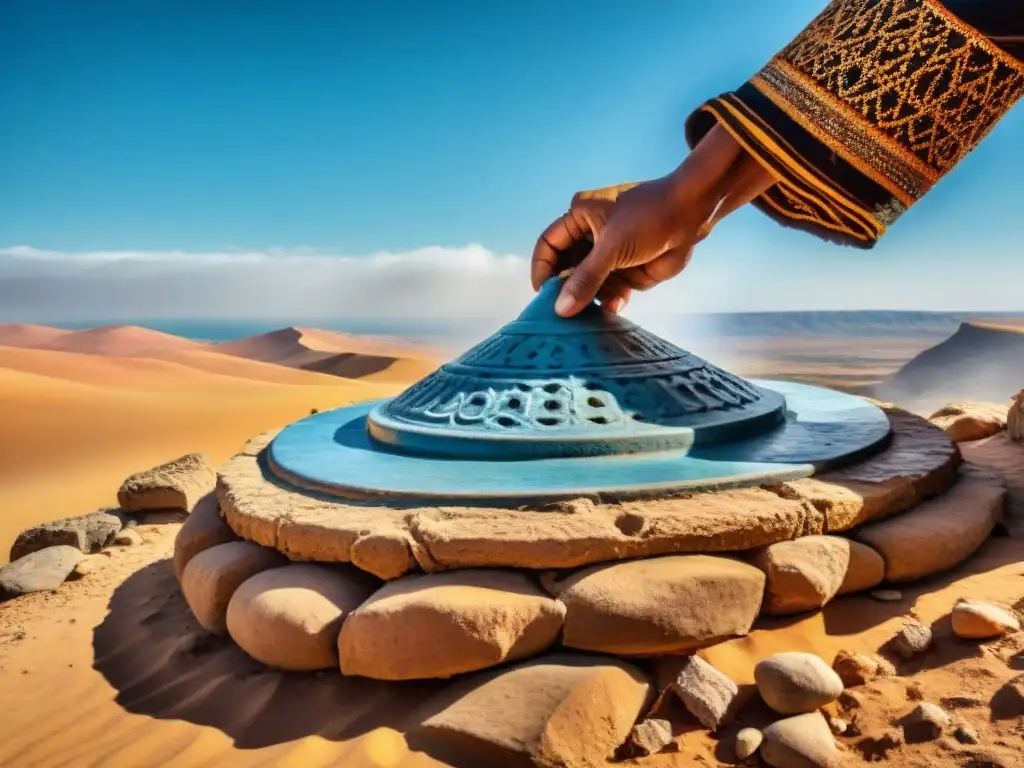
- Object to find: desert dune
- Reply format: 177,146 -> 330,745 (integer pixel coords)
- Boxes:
0,322 -> 74,348
0,329 -> 417,563
36,324 -> 209,356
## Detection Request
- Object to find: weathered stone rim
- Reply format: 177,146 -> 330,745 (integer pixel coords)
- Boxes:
217,404 -> 959,580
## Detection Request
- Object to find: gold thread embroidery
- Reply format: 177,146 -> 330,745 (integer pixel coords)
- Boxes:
772,0 -> 1024,180
700,102 -> 880,242
720,93 -> 888,232
762,187 -> 882,241
707,100 -> 880,237
753,66 -> 927,204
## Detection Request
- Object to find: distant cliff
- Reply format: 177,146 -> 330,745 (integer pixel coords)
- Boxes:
871,322 -> 1024,412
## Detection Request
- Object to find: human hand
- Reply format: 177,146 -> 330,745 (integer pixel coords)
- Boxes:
531,124 -> 775,317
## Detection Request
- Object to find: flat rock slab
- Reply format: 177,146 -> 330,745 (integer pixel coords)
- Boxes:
218,405 -> 954,577
769,408 -> 959,533
9,509 -> 125,561
855,468 -> 1005,582
0,546 -> 84,599
119,453 -> 215,514
417,654 -> 650,768
338,569 -> 564,680
961,432 -> 1024,523
549,555 -> 764,656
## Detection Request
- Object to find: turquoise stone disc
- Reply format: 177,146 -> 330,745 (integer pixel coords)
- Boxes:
267,380 -> 892,503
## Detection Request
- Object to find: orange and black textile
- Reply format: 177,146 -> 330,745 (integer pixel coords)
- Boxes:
686,0 -> 1024,248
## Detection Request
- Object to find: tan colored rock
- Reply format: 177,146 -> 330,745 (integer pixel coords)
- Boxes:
226,564 -> 376,671
173,494 -> 239,581
338,570 -> 564,680
551,555 -> 764,655
735,727 -> 763,760
752,536 -> 884,615
69,555 -> 107,579
118,453 -> 215,514
951,599 -> 1021,639
627,718 -> 673,757
180,541 -> 286,634
890,620 -> 933,659
755,652 -> 844,715
1009,390 -> 1024,441
837,541 -> 886,595
418,654 -> 650,768
929,402 -> 1007,443
832,650 -> 892,687
760,712 -> 837,768
768,408 -> 959,533
961,432 -> 1024,531
856,468 -> 1005,582
218,406 -> 955,578
670,655 -> 738,730
113,527 -> 143,546
219,450 -> 814,578
901,702 -> 949,742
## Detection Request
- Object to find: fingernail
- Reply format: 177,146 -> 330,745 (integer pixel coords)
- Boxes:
555,291 -> 576,316
609,298 -> 624,313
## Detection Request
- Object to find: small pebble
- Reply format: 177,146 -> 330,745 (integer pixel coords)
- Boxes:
839,690 -> 865,711
833,649 -> 891,686
672,655 -> 738,730
905,681 -> 925,701
951,599 -> 1021,640
627,718 -> 673,757
828,717 -> 848,735
754,652 -> 844,715
954,724 -> 980,744
891,619 -> 933,659
902,702 -> 949,742
734,727 -> 762,760
871,589 -> 903,602
114,528 -> 144,546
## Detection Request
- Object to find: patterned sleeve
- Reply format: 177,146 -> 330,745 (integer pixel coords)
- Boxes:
685,0 -> 1024,248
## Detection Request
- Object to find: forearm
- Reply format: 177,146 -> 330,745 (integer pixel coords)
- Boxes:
685,0 -> 1024,248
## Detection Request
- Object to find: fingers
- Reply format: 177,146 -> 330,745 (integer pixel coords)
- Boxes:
555,228 -> 625,317
596,274 -> 633,313
530,208 -> 595,291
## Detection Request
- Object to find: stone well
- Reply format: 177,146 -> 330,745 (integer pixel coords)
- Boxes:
174,278 -> 1006,685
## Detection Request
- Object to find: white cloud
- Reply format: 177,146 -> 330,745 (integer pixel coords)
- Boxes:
1,240 -> 1021,329
0,244 -> 536,322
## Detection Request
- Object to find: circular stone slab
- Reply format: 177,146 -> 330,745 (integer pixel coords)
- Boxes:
218,406 -> 956,578
267,380 -> 891,502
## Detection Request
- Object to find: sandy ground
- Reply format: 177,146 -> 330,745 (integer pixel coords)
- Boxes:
1,326 -> 1023,767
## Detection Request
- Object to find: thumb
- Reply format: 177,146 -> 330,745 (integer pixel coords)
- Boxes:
554,233 -> 621,317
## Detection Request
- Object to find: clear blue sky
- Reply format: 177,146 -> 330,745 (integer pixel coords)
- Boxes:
1,0 -> 1022,313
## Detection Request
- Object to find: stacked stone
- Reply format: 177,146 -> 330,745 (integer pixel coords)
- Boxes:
169,404 -> 1014,686
4,396 -> 1022,768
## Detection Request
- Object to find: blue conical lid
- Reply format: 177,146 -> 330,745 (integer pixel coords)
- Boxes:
367,277 -> 786,459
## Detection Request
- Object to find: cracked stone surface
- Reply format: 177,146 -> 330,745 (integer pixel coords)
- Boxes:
217,408 -> 959,579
